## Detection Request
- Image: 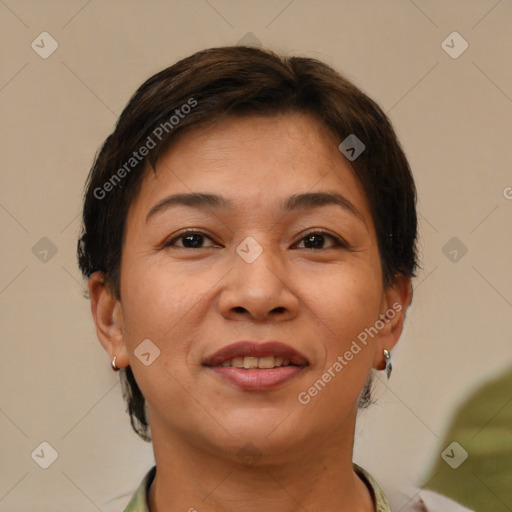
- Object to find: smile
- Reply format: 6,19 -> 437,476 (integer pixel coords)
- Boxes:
203,341 -> 309,391
217,355 -> 294,369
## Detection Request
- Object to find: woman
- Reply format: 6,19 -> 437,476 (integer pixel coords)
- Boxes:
77,45 -> 422,511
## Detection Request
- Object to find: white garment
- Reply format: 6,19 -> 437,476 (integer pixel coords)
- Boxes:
399,489 -> 475,512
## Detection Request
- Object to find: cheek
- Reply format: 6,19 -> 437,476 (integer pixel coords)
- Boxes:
119,257 -> 221,399
302,267 -> 381,390
300,281 -> 379,415
119,262 -> 208,420
120,259 -> 207,341
303,263 -> 382,337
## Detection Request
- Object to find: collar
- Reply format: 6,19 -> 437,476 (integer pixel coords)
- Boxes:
123,464 -> 391,512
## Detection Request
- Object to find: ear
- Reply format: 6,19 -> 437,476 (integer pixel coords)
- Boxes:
372,273 -> 413,371
88,271 -> 130,370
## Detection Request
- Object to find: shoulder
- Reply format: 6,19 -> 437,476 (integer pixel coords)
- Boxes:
399,489 -> 476,512
122,464 -> 475,512
354,464 -> 475,512
123,466 -> 156,512
354,463 -> 392,512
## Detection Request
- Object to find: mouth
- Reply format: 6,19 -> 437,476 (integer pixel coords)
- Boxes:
203,341 -> 309,391
217,355 -> 296,369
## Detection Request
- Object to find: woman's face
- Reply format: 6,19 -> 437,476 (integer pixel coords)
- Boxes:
107,112 -> 408,460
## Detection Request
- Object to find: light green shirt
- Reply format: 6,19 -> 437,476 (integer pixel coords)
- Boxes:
123,463 -> 391,511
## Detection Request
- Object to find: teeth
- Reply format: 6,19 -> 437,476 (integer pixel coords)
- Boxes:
219,355 -> 293,369
258,356 -> 275,369
232,357 -> 244,367
243,357 -> 259,369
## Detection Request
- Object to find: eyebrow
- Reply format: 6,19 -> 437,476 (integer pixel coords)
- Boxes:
145,191 -> 366,225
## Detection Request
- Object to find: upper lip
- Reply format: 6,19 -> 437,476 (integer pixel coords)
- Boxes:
203,341 -> 309,367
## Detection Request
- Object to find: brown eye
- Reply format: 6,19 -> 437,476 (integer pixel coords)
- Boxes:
295,231 -> 347,250
164,231 -> 217,249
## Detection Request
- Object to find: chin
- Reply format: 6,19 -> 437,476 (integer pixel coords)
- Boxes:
209,411 -> 310,455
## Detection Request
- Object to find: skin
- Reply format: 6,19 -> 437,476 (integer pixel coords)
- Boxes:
89,112 -> 412,512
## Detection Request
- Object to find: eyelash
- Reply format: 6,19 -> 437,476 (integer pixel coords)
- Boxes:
162,228 -> 348,250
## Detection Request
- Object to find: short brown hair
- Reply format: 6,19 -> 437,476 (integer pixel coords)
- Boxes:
78,46 -> 418,442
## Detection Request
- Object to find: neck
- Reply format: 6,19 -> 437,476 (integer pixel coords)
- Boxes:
147,409 -> 374,512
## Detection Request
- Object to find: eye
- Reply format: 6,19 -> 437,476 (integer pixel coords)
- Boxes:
163,230 -> 218,249
162,229 -> 347,250
294,230 -> 348,250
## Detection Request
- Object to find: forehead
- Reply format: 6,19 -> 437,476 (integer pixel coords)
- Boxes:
127,112 -> 372,225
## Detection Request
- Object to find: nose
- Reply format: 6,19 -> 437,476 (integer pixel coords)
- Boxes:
218,245 -> 299,322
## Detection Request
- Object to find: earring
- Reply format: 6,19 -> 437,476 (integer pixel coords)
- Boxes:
111,356 -> 120,371
383,349 -> 392,379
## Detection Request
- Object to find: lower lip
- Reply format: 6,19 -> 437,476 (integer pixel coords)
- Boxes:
208,366 -> 304,391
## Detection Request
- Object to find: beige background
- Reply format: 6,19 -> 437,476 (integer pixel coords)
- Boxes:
1,1 -> 511,510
